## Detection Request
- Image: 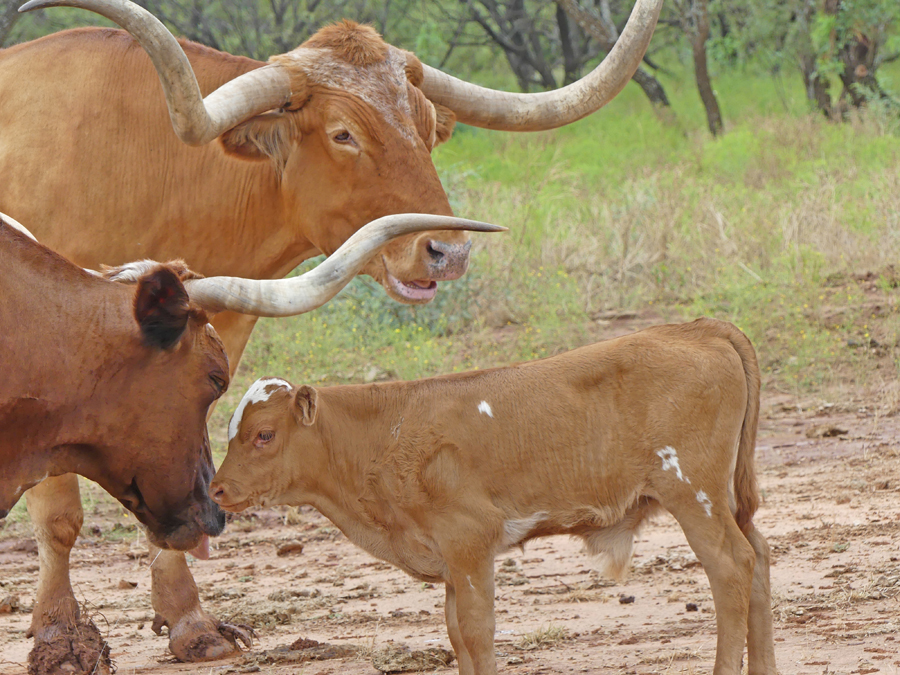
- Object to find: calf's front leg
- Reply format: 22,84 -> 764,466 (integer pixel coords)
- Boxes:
445,584 -> 475,675
445,559 -> 497,675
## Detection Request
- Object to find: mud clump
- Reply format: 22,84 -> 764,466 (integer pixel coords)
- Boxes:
28,620 -> 113,675
372,645 -> 455,673
246,636 -> 359,666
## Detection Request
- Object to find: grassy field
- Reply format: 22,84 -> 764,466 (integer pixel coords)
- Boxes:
2,66 -> 897,531
209,65 -> 900,455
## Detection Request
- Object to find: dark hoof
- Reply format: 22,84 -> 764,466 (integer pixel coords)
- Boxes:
28,620 -> 113,675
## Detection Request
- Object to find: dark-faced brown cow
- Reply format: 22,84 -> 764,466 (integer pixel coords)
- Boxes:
1,0 -> 660,661
213,319 -> 777,675
0,211 -> 500,669
0,219 -> 228,548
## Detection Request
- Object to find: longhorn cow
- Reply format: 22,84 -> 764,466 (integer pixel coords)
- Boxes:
0,0 -> 661,663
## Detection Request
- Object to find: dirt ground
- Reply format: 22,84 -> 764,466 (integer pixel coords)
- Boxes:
2,391 -> 898,675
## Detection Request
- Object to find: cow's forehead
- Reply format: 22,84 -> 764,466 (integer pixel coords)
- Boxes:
280,47 -> 417,142
229,377 -> 292,441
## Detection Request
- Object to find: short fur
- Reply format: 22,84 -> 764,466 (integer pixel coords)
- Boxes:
301,20 -> 389,67
213,318 -> 777,675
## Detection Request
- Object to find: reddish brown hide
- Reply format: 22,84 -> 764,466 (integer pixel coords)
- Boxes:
0,221 -> 227,550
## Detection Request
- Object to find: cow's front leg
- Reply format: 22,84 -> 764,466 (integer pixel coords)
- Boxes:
446,559 -> 497,675
26,475 -> 112,674
444,583 -> 475,675
149,544 -> 252,661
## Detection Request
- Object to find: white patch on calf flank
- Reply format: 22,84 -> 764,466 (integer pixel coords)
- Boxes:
477,401 -> 493,418
503,512 -> 550,547
657,446 -> 690,484
696,490 -> 713,517
229,378 -> 292,441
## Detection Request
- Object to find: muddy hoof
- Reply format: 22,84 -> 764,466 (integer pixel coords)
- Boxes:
28,620 -> 113,675
160,612 -> 254,662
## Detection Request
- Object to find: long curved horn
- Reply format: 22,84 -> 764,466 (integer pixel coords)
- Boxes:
0,211 -> 38,241
183,215 -> 505,317
419,0 -> 662,131
19,0 -> 292,146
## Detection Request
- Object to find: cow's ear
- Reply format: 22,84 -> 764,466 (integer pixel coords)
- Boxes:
133,267 -> 190,350
432,102 -> 456,148
293,385 -> 318,426
219,112 -> 293,168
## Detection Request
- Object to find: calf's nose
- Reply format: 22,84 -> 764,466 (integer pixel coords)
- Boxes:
209,482 -> 226,504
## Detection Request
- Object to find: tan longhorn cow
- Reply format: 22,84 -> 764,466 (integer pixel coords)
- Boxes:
212,318 -> 777,675
0,0 -> 661,662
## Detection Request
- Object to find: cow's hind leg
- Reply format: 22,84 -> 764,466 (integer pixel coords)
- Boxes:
445,584 -> 475,675
665,495 -> 755,675
25,475 -> 112,675
743,523 -> 777,674
149,544 -> 252,661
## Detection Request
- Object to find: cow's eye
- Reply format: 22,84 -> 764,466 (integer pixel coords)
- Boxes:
333,130 -> 352,143
210,374 -> 227,397
255,430 -> 275,446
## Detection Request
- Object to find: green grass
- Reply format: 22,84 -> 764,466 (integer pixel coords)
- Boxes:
207,66 -> 900,453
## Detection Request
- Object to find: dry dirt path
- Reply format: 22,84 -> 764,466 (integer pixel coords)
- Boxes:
2,396 -> 899,675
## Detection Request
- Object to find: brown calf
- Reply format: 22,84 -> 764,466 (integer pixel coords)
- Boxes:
212,319 -> 776,675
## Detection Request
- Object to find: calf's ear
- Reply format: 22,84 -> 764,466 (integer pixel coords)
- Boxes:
293,385 -> 318,426
133,267 -> 191,350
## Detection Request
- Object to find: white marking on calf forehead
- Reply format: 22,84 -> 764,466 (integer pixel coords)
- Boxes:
280,47 -> 417,142
696,490 -> 713,518
657,446 -> 690,484
228,378 -> 292,441
477,401 -> 493,418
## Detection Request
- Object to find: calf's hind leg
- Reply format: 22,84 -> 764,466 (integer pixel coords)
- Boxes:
666,496 -> 756,675
743,523 -> 777,675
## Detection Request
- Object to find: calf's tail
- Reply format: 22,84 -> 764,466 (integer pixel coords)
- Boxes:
721,321 -> 762,531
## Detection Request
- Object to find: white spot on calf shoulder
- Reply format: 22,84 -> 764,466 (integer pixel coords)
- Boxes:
695,490 -> 713,517
477,401 -> 493,418
229,378 -> 292,441
657,446 -> 690,484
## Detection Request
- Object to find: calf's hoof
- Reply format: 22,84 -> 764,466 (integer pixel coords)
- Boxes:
153,611 -> 254,662
27,620 -> 112,675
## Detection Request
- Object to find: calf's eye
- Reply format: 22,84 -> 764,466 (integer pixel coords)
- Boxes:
254,430 -> 275,448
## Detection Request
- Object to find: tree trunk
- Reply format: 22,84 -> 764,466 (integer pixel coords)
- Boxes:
686,0 -> 722,136
1,1 -> 20,47
556,0 -> 672,109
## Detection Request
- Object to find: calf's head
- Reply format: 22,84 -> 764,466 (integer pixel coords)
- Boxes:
210,379 -> 321,511
86,266 -> 229,550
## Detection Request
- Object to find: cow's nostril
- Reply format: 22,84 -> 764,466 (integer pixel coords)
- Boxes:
426,240 -> 445,263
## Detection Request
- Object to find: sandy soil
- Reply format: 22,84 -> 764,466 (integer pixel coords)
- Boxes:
2,393 -> 899,675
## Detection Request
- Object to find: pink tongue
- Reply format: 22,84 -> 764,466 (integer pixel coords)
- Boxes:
188,535 -> 210,560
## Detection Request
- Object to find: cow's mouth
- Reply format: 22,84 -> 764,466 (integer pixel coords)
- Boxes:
383,258 -> 438,303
